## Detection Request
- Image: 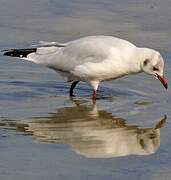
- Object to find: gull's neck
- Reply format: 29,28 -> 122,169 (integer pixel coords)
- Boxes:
122,47 -> 143,75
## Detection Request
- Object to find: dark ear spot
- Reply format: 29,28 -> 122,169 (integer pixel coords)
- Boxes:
144,59 -> 150,66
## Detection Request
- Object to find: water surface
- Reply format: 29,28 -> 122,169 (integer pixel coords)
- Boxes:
0,0 -> 171,179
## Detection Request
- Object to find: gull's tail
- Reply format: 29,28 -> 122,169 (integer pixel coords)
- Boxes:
2,48 -> 37,58
2,42 -> 66,65
2,41 -> 67,60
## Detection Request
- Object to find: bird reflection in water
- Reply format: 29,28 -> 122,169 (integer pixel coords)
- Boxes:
15,100 -> 166,158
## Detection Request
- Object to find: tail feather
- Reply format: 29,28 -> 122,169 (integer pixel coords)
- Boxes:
2,48 -> 37,58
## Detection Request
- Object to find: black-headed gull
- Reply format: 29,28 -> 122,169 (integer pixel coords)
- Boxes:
2,36 -> 168,100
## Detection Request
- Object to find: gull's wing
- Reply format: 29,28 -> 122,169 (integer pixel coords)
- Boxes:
32,41 -> 67,47
2,36 -> 136,76
20,36 -> 112,70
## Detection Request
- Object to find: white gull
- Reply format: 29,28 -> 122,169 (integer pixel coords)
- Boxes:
2,36 -> 168,101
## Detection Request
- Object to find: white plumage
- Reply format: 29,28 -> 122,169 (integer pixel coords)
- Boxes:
2,36 -> 168,101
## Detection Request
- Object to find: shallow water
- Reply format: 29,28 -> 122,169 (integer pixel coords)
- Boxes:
0,0 -> 171,179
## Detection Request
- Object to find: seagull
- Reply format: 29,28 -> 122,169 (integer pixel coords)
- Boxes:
2,36 -> 168,101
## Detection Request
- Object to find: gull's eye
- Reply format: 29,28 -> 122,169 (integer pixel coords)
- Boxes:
153,66 -> 159,71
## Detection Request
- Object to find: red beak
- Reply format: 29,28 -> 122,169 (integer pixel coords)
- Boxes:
156,74 -> 168,89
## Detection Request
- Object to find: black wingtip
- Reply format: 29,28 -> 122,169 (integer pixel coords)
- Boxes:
3,50 -> 15,57
2,48 -> 37,58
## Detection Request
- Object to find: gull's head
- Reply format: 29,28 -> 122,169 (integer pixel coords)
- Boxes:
140,49 -> 168,89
